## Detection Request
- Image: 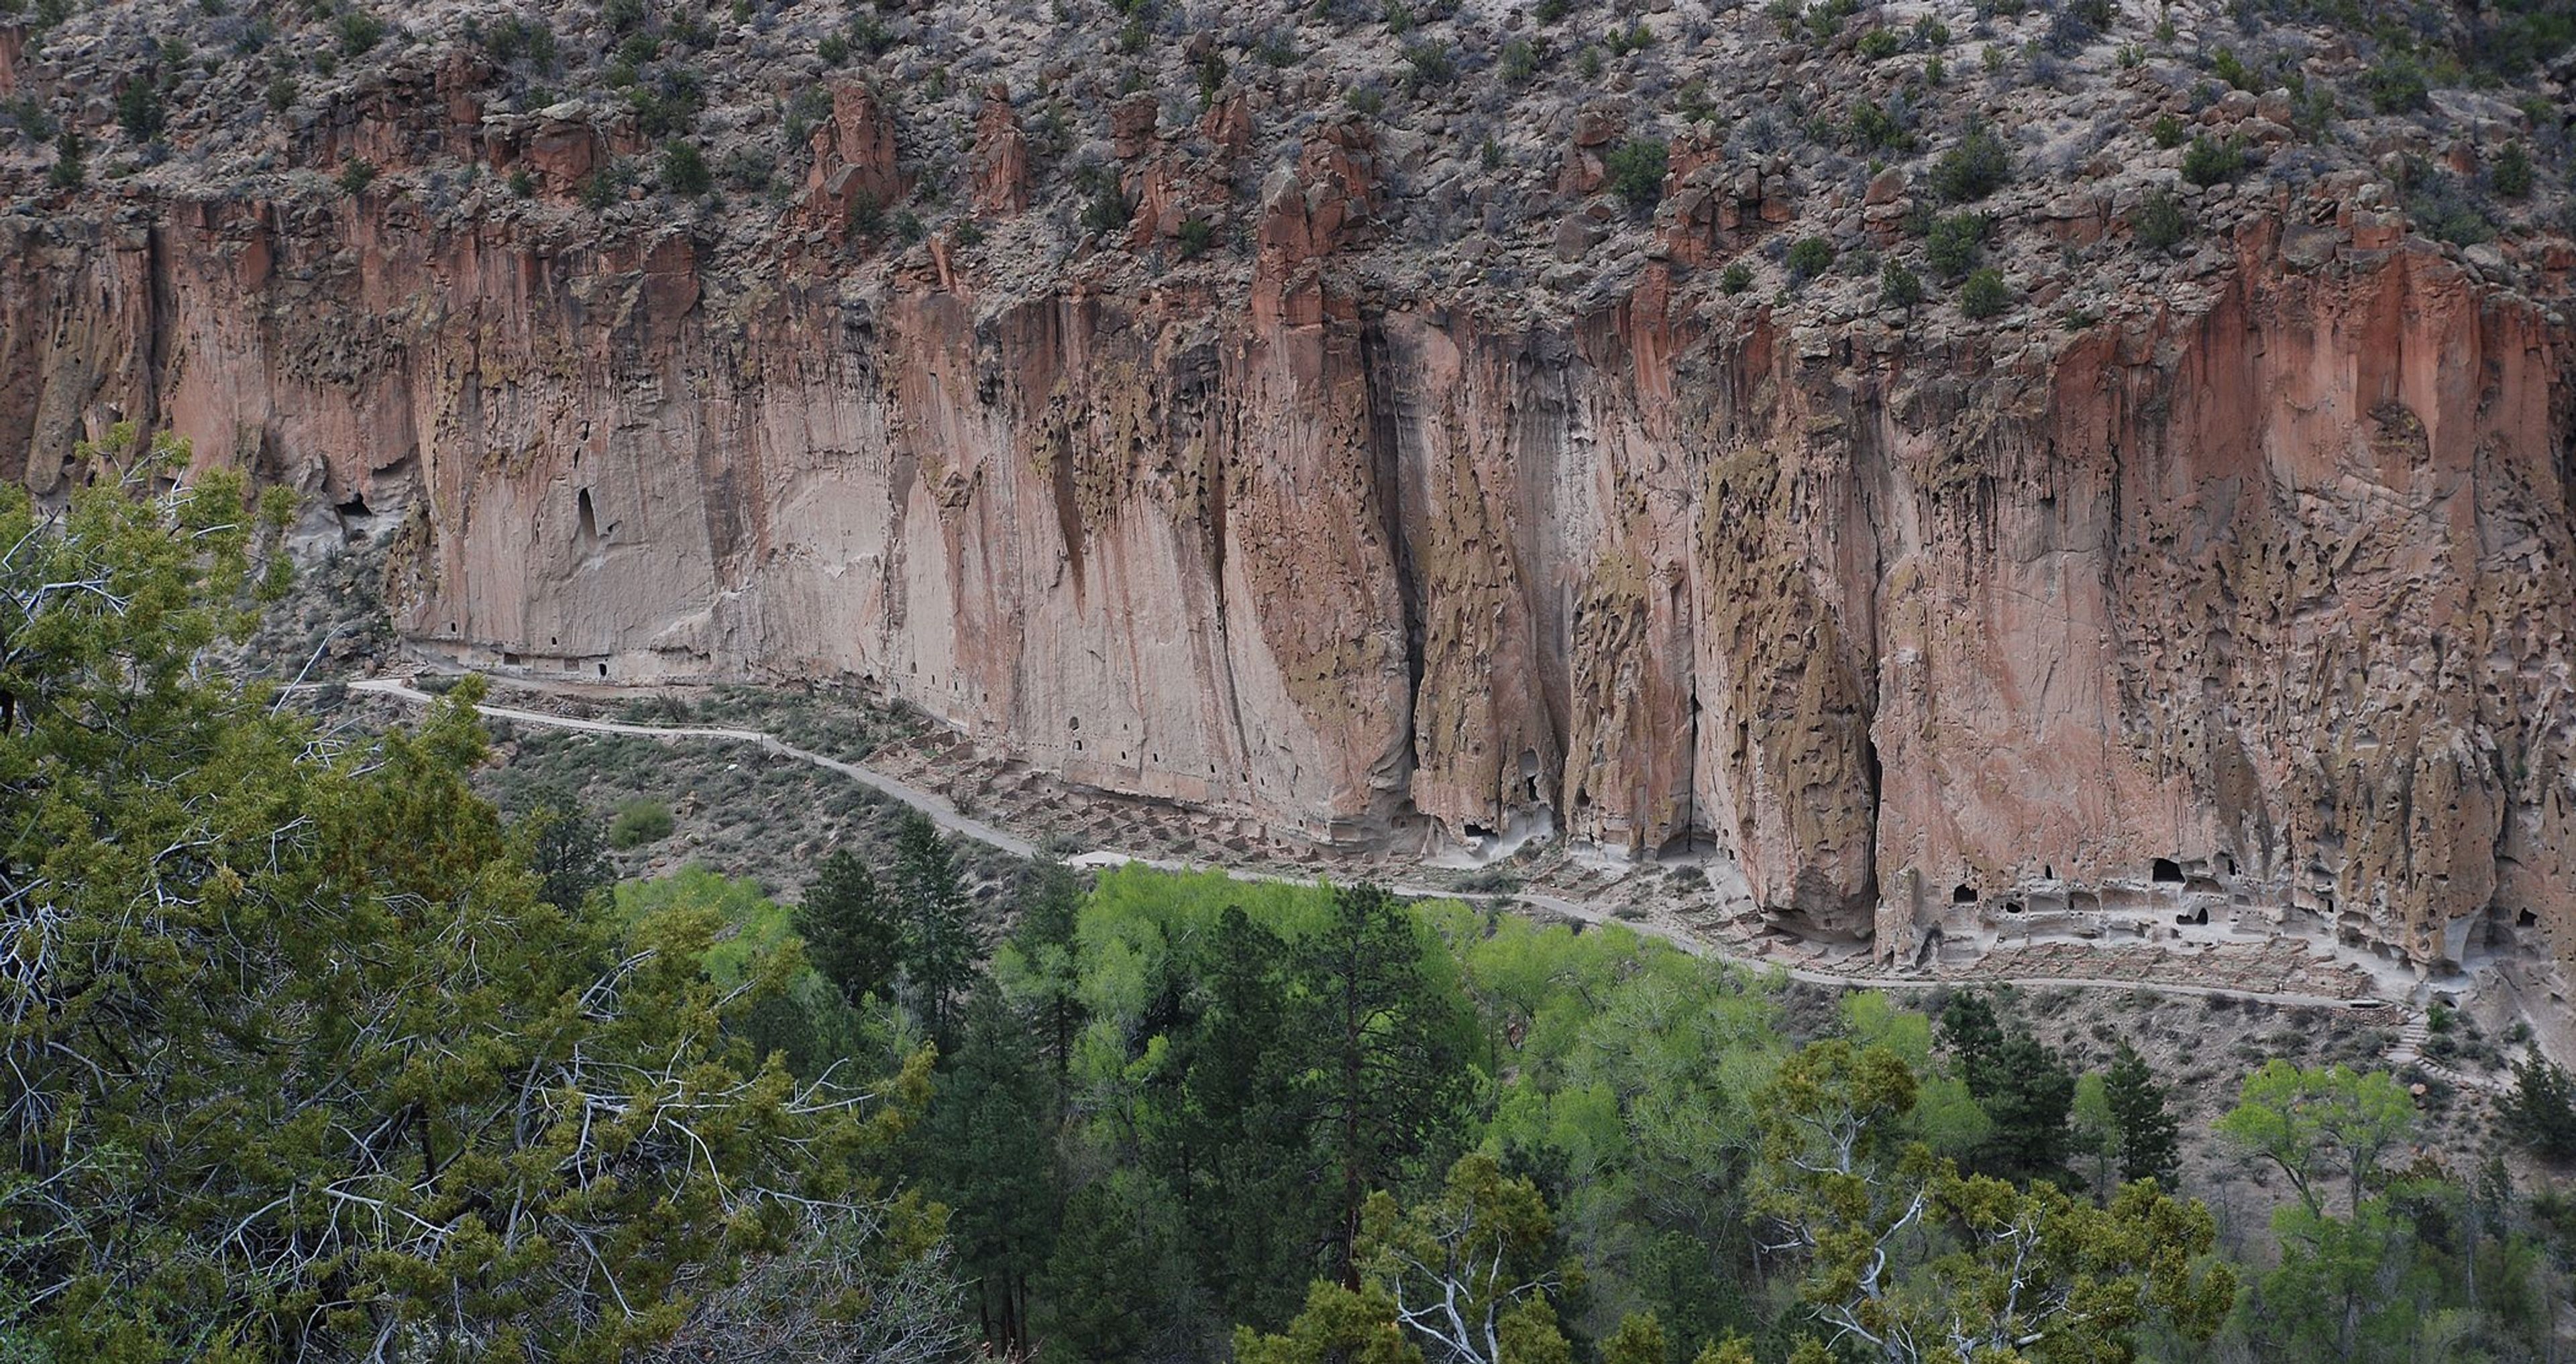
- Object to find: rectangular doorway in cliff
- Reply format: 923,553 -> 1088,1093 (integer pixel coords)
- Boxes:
577,488 -> 600,542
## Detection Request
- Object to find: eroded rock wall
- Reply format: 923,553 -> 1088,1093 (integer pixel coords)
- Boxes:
3,144 -> 2571,970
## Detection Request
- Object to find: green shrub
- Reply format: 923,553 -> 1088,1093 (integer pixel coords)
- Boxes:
2506,1055 -> 2576,1161
1719,261 -> 1754,293
953,219 -> 985,247
2,95 -> 54,141
2493,142 -> 2533,199
1786,235 -> 1835,283
1080,170 -> 1133,235
1176,216 -> 1215,258
1929,121 -> 2010,202
2363,54 -> 2428,113
1501,37 -> 1540,83
2149,113 -> 2186,149
1925,210 -> 1987,280
46,127 -> 83,189
265,72 -> 297,113
1534,0 -> 1570,19
817,32 -> 850,62
661,140 -> 711,196
116,78 -> 164,142
608,798 -> 676,849
485,15 -> 557,69
1605,137 -> 1670,211
2404,164 -> 2496,246
847,189 -> 885,237
2133,187 -> 2188,251
1608,20 -> 1654,54
2210,46 -> 2253,91
337,155 -> 378,196
1858,27 -> 1900,60
1880,258 -> 1923,308
2180,135 -> 2243,186
1402,41 -> 1455,87
1960,266 -> 2010,319
335,8 -> 385,56
849,13 -> 897,55
1847,98 -> 1909,151
1345,86 -> 1386,116
508,168 -> 536,197
628,69 -> 705,138
580,158 -> 634,210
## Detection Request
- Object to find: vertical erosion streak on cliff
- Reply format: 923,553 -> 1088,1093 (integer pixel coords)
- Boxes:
1360,317 -> 1427,812
142,220 -> 171,442
1845,384 -> 1895,914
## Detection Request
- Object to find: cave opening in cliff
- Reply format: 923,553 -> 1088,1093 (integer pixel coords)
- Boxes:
336,492 -> 371,519
2152,858 -> 2184,884
2176,906 -> 2208,926
1952,884 -> 1978,904
2521,909 -> 2540,928
598,663 -> 608,678
577,488 -> 600,541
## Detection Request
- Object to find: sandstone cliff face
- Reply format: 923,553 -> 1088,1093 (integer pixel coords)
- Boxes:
5,3 -> 2573,974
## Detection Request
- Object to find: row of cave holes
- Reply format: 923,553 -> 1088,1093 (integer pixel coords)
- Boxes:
1949,857 -> 2206,904
1063,714 -> 1202,771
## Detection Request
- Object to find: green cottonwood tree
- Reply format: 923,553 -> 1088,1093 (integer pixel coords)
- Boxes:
2214,1061 -> 2416,1216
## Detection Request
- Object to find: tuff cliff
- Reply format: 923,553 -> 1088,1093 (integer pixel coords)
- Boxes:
2,0 -> 2572,972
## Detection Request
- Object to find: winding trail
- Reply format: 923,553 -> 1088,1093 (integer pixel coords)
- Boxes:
353,676 -> 2412,1017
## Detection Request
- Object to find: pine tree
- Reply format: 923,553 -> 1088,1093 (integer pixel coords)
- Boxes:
891,810 -> 977,1043
928,986 -> 1061,1356
1939,992 -> 2074,1182
1178,906 -> 1327,1328
1038,1172 -> 1188,1363
522,793 -> 611,912
797,846 -> 902,1007
2106,1041 -> 2182,1186
1299,883 -> 1474,1285
1006,855 -> 1087,1087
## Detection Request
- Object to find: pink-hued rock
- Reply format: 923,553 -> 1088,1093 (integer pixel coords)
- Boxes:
3,123 -> 2573,978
